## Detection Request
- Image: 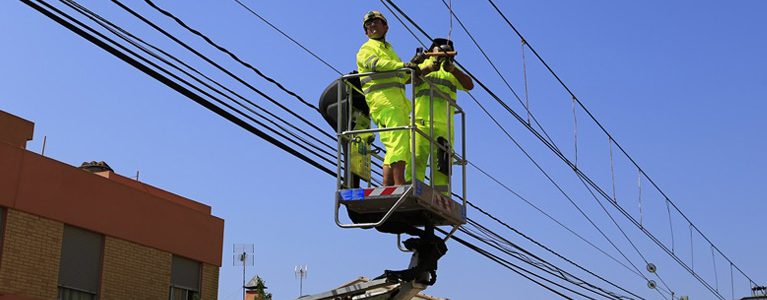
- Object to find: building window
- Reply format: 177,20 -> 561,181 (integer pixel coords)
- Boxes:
58,287 -> 96,300
169,286 -> 200,300
170,255 -> 201,300
0,207 -> 5,258
58,226 -> 103,300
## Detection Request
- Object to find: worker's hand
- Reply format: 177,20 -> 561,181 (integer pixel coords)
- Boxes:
442,58 -> 456,72
409,47 -> 426,64
404,62 -> 421,77
418,59 -> 439,75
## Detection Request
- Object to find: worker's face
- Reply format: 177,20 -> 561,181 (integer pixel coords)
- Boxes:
365,18 -> 387,40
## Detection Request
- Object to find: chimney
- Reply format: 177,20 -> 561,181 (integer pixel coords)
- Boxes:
0,110 -> 34,149
79,161 -> 114,173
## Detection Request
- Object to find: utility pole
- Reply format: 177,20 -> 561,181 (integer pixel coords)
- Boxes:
295,264 -> 308,297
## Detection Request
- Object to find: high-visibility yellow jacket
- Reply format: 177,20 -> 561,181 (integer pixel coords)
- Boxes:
415,57 -> 467,127
356,38 -> 410,114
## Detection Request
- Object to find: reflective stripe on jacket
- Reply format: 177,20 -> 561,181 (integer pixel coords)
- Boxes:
356,39 -> 408,96
414,57 -> 466,125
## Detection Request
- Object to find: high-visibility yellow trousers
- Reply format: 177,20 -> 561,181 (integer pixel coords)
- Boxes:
367,90 -> 412,167
406,119 -> 453,194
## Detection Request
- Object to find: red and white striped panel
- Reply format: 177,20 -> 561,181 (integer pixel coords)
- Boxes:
364,185 -> 408,198
433,194 -> 454,212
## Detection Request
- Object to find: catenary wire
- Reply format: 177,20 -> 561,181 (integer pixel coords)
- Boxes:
575,170 -> 722,298
466,162 -> 642,278
26,3 -> 651,298
465,90 -> 663,294
486,0 -> 755,290
27,0 -> 704,298
220,8 -> 656,293
466,200 -> 645,299
421,8 -> 670,291
435,229 -> 577,299
382,1 -> 714,297
574,166 -> 675,294
436,0 -> 562,154
235,0 -> 680,298
462,224 -> 626,299
463,219 -> 633,299
459,228 -> 603,299
381,0 -> 659,288
234,4 -> 652,293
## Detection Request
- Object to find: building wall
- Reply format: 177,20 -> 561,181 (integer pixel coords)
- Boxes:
0,111 -> 222,300
100,236 -> 172,300
0,210 -> 221,300
0,135 -> 224,267
201,263 -> 220,300
0,209 -> 63,300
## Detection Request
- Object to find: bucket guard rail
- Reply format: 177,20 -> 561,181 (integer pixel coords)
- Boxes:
333,69 -> 467,239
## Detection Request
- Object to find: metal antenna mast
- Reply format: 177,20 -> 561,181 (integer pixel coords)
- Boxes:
295,264 -> 308,297
233,244 -> 254,300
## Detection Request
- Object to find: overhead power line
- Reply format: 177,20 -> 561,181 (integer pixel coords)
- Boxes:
109,0 -> 392,178
485,0 -> 755,293
379,1 -> 669,295
224,3 -> 653,296
230,0 -> 343,75
436,228 -> 576,299
143,0 -> 318,112
21,0 -> 337,177
383,0 -> 750,298
461,221 -> 625,300
110,0 -> 336,143
466,201 -> 644,300
134,0 -> 388,170
24,1 -> 715,298
58,0 -> 338,167
436,0 -> 562,153
218,3 -> 655,297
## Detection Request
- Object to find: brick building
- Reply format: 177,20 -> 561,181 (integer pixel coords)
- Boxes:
0,110 -> 224,300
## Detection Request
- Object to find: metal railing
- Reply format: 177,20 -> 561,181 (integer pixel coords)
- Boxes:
333,68 -> 467,230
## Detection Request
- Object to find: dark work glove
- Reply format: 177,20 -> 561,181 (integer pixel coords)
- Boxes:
442,58 -> 455,72
410,47 -> 426,64
404,62 -> 421,77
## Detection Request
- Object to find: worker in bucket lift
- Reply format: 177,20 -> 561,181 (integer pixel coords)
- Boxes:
406,38 -> 473,195
356,10 -> 428,186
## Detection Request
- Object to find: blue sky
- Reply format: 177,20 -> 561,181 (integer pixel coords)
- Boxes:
1,0 -> 765,299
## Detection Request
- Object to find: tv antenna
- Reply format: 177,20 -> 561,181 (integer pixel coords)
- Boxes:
233,244 -> 254,300
295,264 -> 308,297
